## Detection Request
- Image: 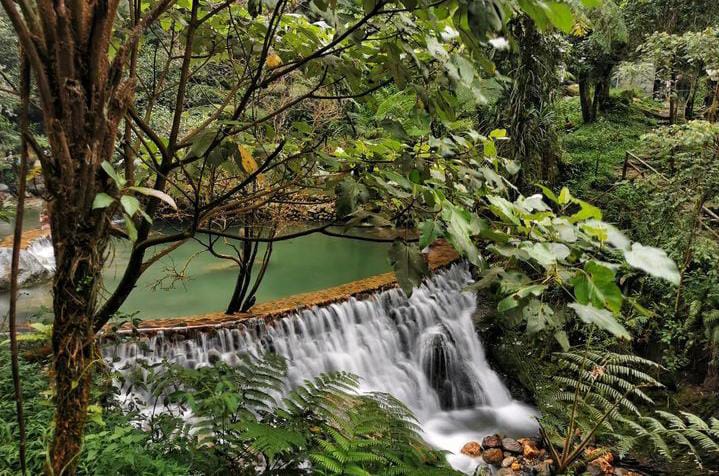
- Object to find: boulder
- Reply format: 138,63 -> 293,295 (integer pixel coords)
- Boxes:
481,448 -> 504,465
501,456 -> 516,468
502,437 -> 522,454
496,469 -> 515,476
481,434 -> 502,449
460,441 -> 482,458
510,460 -> 521,472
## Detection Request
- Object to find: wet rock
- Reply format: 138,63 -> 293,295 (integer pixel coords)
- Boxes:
502,437 -> 522,454
511,460 -> 521,472
501,456 -> 516,468
461,441 -> 482,457
481,434 -> 502,449
518,438 -> 540,459
481,447 -> 504,465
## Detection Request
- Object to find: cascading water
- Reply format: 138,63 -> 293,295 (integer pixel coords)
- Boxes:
106,263 -> 538,474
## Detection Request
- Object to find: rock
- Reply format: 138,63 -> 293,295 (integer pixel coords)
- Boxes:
517,438 -> 540,459
587,458 -> 614,475
461,441 -> 482,458
511,461 -> 521,472
614,469 -> 642,476
533,461 -> 552,476
502,437 -> 522,454
496,469 -> 515,476
481,447 -> 504,465
481,434 -> 502,449
501,456 -> 516,468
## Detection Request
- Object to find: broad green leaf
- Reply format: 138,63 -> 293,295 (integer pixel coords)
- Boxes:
624,243 -> 680,285
101,161 -> 125,188
92,193 -> 114,209
524,298 -> 557,335
419,220 -> 441,249
569,199 -> 602,223
188,129 -> 216,159
388,240 -> 429,296
558,186 -> 572,205
120,195 -> 141,218
569,302 -> 630,339
573,261 -> 623,313
442,204 -> 481,265
545,1 -> 575,34
522,242 -> 570,268
129,186 -> 178,210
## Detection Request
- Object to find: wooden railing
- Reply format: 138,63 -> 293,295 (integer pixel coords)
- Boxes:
621,151 -> 719,240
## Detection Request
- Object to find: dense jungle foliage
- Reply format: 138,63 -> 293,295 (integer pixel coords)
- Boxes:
1,0 -> 719,474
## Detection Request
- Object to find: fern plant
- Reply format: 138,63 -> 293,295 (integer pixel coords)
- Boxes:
617,412 -> 719,470
126,352 -> 458,475
539,349 -> 664,473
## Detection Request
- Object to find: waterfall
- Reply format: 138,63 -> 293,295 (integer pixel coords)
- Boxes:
106,263 -> 538,474
0,236 -> 54,290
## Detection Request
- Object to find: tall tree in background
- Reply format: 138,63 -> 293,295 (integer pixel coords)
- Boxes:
495,15 -> 563,184
567,0 -> 627,123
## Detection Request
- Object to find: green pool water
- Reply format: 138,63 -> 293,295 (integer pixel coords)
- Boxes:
3,226 -> 392,322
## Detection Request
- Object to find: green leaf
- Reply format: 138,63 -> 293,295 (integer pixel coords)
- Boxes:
524,298 -> 557,335
498,295 -> 520,313
623,243 -> 680,285
522,242 -> 570,268
442,204 -> 482,265
124,214 -> 138,241
569,199 -> 602,223
188,129 -> 216,159
120,195 -> 141,218
558,186 -> 572,205
568,302 -> 630,339
388,240 -> 429,296
419,220 -> 441,249
572,261 -> 623,313
101,161 -> 125,188
554,330 -> 570,351
92,193 -> 114,209
335,178 -> 369,219
545,1 -> 575,34
129,186 -> 178,210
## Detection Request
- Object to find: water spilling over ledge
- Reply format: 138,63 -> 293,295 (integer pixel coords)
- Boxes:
105,263 -> 538,474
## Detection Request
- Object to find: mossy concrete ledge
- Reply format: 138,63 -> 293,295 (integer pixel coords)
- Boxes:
107,239 -> 460,337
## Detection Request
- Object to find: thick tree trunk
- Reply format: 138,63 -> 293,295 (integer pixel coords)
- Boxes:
594,73 -> 611,114
579,79 -> 594,123
48,222 -> 109,474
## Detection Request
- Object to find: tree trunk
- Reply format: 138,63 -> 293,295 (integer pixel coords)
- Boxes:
48,219 -> 109,474
594,73 -> 611,114
579,79 -> 594,123
685,77 -> 698,120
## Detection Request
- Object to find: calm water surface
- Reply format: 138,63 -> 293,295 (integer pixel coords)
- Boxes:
2,222 -> 391,321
